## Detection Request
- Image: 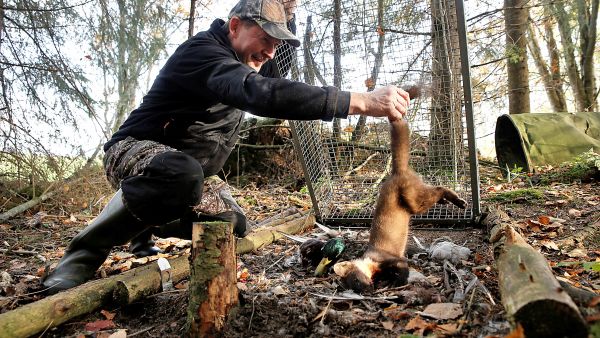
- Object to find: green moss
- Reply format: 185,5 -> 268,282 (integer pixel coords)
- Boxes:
485,188 -> 544,203
537,149 -> 600,184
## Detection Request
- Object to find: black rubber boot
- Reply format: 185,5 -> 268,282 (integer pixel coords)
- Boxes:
42,189 -> 148,294
129,228 -> 162,257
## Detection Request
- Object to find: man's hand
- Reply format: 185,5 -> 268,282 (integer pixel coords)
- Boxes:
280,0 -> 297,20
349,85 -> 410,121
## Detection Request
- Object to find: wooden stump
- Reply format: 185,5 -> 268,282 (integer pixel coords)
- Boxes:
188,221 -> 238,337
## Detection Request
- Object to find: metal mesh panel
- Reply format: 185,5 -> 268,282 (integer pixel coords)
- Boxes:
280,0 -> 479,225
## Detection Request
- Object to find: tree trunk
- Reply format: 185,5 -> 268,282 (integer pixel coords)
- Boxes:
552,2 -> 587,112
526,20 -> 567,112
188,221 -> 239,337
504,0 -> 531,114
576,0 -> 598,111
188,0 -> 197,38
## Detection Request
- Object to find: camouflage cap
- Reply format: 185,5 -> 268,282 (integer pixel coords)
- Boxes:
229,0 -> 300,47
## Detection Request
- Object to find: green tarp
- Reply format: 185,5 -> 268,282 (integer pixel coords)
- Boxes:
495,112 -> 600,172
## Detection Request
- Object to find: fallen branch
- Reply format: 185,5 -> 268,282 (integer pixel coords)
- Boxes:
488,210 -> 588,338
113,256 -> 190,305
255,208 -> 309,228
342,152 -> 380,179
0,192 -> 56,223
0,255 -> 189,338
236,211 -> 315,254
0,248 -> 38,256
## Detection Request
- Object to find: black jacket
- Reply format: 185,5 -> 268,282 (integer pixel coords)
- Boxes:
105,19 -> 351,176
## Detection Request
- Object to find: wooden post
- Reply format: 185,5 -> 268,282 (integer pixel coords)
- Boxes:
491,220 -> 588,338
188,221 -> 238,337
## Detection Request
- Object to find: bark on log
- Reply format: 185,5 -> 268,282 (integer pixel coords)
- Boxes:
188,221 -> 238,337
113,255 -> 190,304
236,212 -> 315,254
0,255 -> 189,338
490,221 -> 588,338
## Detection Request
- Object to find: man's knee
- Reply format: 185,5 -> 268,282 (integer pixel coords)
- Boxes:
121,151 -> 204,223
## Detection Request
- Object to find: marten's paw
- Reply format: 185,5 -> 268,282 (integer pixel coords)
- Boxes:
440,188 -> 467,209
452,197 -> 467,209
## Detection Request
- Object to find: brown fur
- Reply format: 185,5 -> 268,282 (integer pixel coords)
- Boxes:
341,118 -> 466,292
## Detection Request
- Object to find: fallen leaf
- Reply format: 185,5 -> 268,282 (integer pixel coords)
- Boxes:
381,321 -> 394,330
540,239 -> 559,251
405,315 -> 431,332
583,261 -> 600,272
108,330 -> 127,338
567,248 -> 588,258
383,306 -> 410,320
237,282 -> 248,291
418,303 -> 463,320
437,322 -> 458,334
84,319 -> 115,332
538,215 -> 551,225
100,309 -> 116,320
568,209 -> 582,218
111,252 -> 134,261
272,285 -> 288,295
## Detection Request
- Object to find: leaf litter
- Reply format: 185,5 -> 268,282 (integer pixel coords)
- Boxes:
0,168 -> 598,337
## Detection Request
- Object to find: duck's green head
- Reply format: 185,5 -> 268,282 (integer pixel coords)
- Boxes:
315,238 -> 346,276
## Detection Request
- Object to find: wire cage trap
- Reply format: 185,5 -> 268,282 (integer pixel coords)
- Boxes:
276,0 -> 480,226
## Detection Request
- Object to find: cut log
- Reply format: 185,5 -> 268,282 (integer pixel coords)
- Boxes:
188,221 -> 238,337
491,221 -> 588,338
0,255 -> 188,338
236,212 -> 315,254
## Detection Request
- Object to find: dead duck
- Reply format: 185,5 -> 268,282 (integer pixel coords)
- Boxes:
281,233 -> 346,276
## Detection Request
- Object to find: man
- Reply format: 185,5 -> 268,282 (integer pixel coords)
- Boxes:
42,0 -> 410,294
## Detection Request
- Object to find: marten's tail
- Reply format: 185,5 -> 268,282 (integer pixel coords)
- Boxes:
390,119 -> 410,174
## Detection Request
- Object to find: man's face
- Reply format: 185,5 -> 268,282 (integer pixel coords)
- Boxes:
229,17 -> 282,71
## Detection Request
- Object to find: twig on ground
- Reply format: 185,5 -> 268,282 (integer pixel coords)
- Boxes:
248,295 -> 258,331
128,326 -> 155,337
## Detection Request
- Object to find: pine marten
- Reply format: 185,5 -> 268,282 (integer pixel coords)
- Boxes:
336,117 -> 467,292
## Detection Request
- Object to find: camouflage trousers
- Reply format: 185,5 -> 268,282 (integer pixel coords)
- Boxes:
104,137 -> 242,222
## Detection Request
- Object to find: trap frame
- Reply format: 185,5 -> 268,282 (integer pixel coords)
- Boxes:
277,0 -> 480,225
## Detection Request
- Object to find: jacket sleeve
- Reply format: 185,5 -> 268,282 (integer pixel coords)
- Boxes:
208,59 -> 350,121
171,37 -> 350,121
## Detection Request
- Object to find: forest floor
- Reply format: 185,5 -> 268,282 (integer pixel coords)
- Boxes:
0,163 -> 599,337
